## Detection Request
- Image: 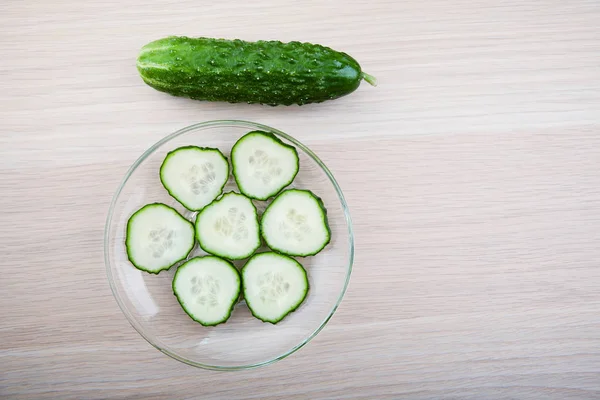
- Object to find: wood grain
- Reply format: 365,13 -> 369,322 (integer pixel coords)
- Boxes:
2,0 -> 600,398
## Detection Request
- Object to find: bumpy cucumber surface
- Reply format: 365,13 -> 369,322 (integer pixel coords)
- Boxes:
160,146 -> 229,211
231,131 -> 299,200
137,36 -> 376,106
242,252 -> 309,324
261,189 -> 331,257
126,203 -> 195,274
195,192 -> 260,260
173,256 -> 241,326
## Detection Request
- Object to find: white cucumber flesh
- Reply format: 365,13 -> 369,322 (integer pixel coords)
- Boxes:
242,252 -> 308,324
126,203 -> 194,273
173,256 -> 241,326
260,189 -> 330,257
231,131 -> 299,200
160,146 -> 229,211
195,192 -> 260,260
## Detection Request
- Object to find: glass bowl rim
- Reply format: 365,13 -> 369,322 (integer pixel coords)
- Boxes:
104,119 -> 354,370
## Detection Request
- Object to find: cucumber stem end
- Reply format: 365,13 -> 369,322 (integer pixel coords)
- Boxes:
361,72 -> 377,87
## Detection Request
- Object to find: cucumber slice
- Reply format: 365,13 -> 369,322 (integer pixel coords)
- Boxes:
173,256 -> 241,326
242,252 -> 309,324
125,203 -> 195,274
160,146 -> 229,211
231,131 -> 299,200
195,192 -> 260,260
260,189 -> 330,257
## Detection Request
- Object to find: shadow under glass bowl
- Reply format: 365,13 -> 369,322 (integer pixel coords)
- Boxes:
104,120 -> 354,370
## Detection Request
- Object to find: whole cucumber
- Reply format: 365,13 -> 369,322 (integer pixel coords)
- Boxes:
136,36 -> 376,106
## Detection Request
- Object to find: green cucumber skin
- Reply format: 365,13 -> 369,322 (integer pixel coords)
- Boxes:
172,256 -> 241,327
231,130 -> 299,200
126,203 -> 194,274
159,146 -> 229,211
137,36 -> 366,106
242,252 -> 309,324
261,189 -> 331,257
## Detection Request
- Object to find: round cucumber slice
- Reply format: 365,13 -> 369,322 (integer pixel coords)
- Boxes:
242,252 -> 309,324
160,146 -> 229,211
195,192 -> 261,260
231,131 -> 299,200
173,256 -> 241,326
260,189 -> 331,257
125,203 -> 195,274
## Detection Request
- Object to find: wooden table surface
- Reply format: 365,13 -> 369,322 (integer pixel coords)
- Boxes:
2,0 -> 600,398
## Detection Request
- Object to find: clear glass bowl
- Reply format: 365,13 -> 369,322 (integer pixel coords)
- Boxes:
104,120 -> 354,370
